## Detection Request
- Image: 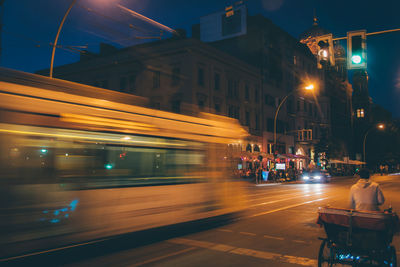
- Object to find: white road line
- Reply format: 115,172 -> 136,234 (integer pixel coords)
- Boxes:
219,231 -> 311,245
129,247 -> 197,267
246,188 -> 307,198
249,192 -> 323,207
0,238 -> 110,262
293,240 -> 309,244
248,197 -> 329,218
263,235 -> 284,241
217,229 -> 233,233
169,238 -> 317,266
239,232 -> 257,236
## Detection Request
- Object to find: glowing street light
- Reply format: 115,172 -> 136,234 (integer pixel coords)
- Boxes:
304,84 -> 315,91
363,123 -> 385,163
273,83 -> 315,166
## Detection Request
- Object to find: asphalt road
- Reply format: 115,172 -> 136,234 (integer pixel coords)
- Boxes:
5,174 -> 400,266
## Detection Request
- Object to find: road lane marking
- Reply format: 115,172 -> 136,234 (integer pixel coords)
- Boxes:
169,238 -> 317,266
218,230 -> 311,245
248,187 -> 322,196
246,188 -> 309,198
293,240 -> 309,244
263,235 -> 284,241
249,192 -> 324,207
217,229 -> 233,233
248,197 -> 328,218
0,238 -> 110,262
239,232 -> 257,236
129,247 -> 197,267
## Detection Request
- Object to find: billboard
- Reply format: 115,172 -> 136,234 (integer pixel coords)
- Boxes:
200,4 -> 247,42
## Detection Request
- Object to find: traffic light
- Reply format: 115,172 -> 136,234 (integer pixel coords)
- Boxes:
347,30 -> 367,69
316,34 -> 335,69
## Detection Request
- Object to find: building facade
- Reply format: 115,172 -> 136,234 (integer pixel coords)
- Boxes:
38,9 -> 356,171
39,37 -> 268,158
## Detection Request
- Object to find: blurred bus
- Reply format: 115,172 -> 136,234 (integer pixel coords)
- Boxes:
0,68 -> 248,258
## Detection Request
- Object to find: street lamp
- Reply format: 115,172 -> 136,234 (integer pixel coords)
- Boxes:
49,0 -> 78,78
363,123 -> 385,163
273,83 -> 314,161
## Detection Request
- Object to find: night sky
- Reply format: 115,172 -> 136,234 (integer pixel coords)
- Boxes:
2,0 -> 399,117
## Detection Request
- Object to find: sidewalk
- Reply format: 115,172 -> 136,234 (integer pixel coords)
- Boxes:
253,175 -> 356,186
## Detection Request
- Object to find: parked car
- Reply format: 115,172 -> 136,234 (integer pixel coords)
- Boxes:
302,170 -> 331,183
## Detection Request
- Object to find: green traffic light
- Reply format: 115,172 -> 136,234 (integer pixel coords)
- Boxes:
105,163 -> 113,170
351,55 -> 362,64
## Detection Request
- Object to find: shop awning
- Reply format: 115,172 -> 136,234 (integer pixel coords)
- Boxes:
330,159 -> 366,165
348,160 -> 366,165
279,153 -> 309,160
233,151 -> 274,160
330,159 -> 347,164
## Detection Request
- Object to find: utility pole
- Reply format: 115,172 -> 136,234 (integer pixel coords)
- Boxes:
0,0 -> 5,64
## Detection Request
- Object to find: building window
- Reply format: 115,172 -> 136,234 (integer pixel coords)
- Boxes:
265,94 -> 274,106
120,76 -> 127,92
228,105 -> 239,119
198,67 -> 204,87
228,79 -> 233,98
198,100 -> 205,109
172,100 -> 180,113
214,73 -> 220,91
266,118 -> 274,132
152,71 -> 160,89
246,144 -> 252,152
235,106 -> 240,119
101,80 -> 108,89
245,84 -> 250,101
287,99 -> 293,114
356,108 -> 365,118
245,111 -> 250,126
233,80 -> 239,99
129,74 -> 136,92
215,103 -> 221,113
255,114 -> 259,130
255,87 -> 259,103
171,67 -> 180,86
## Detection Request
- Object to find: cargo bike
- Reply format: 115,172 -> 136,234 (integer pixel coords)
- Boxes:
317,207 -> 400,266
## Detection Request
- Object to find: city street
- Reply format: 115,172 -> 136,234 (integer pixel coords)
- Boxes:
5,174 -> 400,267
1,1 -> 400,266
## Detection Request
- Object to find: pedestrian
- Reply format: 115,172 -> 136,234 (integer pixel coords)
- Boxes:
349,168 -> 385,211
256,166 -> 263,184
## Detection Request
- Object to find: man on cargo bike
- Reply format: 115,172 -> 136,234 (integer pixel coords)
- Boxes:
350,169 -> 385,212
317,169 -> 399,266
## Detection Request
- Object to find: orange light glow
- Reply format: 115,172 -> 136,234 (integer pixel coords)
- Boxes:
305,84 -> 315,91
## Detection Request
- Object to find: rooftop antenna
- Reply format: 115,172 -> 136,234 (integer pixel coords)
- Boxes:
313,8 -> 318,25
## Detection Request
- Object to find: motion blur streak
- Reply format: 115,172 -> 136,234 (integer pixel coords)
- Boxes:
116,4 -> 176,34
0,68 -> 248,258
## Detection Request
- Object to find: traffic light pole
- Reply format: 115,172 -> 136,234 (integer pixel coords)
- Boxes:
332,28 -> 400,41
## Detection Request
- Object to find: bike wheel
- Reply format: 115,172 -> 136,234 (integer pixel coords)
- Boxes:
318,240 -> 332,267
386,246 -> 397,267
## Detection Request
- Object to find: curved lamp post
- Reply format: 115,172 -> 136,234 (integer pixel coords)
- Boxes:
49,0 -> 77,78
273,83 -> 314,155
363,123 -> 385,163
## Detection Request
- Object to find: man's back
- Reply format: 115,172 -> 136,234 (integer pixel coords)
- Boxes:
350,179 -> 385,211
